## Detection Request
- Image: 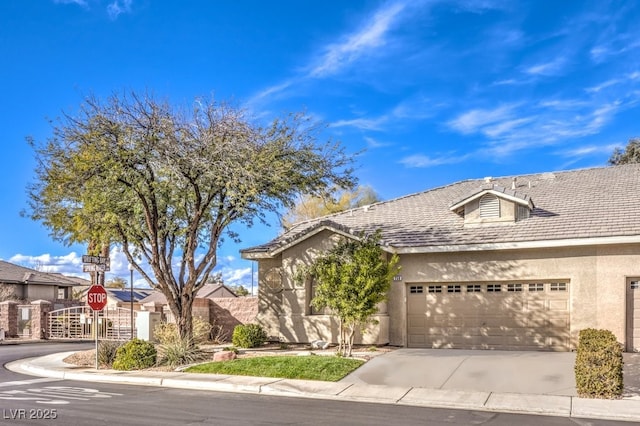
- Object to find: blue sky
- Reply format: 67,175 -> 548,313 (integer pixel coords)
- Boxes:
1,0 -> 638,289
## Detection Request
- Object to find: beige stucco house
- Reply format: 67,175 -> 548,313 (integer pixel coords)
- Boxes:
0,260 -> 81,304
242,164 -> 640,352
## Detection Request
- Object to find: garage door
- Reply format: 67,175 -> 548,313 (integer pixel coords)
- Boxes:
407,282 -> 571,351
627,278 -> 640,352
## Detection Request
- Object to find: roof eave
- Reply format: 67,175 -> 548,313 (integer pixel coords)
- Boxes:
393,235 -> 640,254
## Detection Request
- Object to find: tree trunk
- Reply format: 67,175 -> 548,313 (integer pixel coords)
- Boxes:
346,324 -> 356,357
176,294 -> 195,343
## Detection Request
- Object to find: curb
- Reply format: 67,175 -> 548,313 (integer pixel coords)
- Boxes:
7,353 -> 640,423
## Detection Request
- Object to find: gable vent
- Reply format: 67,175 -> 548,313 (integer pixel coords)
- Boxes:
479,194 -> 500,218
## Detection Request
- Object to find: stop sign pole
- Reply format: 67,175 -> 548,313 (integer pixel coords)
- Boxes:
87,285 -> 108,369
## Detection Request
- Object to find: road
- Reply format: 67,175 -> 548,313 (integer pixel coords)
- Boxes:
0,342 -> 632,425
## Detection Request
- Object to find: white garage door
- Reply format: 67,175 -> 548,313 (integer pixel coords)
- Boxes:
407,281 -> 571,351
627,278 -> 640,352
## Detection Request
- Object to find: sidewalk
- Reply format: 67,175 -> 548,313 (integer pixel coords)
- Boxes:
6,351 -> 640,423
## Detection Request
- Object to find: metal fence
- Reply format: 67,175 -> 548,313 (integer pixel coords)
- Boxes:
47,306 -> 136,340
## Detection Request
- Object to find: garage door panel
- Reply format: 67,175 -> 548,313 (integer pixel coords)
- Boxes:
549,299 -> 569,311
407,282 -> 571,351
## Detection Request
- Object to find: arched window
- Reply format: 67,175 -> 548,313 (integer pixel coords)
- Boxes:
479,194 -> 500,218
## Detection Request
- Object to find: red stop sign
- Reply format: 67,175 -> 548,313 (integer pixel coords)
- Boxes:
87,285 -> 108,311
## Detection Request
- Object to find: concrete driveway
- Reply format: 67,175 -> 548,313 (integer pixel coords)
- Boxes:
341,349 -> 577,396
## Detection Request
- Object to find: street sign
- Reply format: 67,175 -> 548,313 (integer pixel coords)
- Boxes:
87,285 -> 108,311
82,255 -> 110,264
82,263 -> 109,272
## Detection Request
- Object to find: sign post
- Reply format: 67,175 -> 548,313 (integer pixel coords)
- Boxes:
87,285 -> 108,369
82,255 -> 110,369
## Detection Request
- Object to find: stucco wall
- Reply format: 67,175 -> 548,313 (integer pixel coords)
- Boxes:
258,229 -> 390,345
257,228 -> 640,350
210,297 -> 258,340
391,243 -> 640,348
25,284 -> 56,301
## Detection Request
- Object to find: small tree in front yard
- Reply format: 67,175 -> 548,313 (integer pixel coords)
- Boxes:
305,231 -> 399,357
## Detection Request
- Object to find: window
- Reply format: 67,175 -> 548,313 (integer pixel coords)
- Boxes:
428,285 -> 442,293
487,284 -> 501,292
466,284 -> 481,293
409,285 -> 424,294
507,283 -> 522,292
57,288 -> 67,299
309,278 -> 328,315
447,285 -> 461,293
550,282 -> 567,292
630,280 -> 639,290
529,283 -> 544,292
479,194 -> 500,218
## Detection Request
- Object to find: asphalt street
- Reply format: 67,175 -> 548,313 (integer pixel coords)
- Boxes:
0,342 -> 634,426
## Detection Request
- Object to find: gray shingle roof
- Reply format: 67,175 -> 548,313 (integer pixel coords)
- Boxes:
0,260 -> 81,287
243,164 -> 640,255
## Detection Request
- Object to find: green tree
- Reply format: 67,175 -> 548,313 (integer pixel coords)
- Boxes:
281,185 -> 381,229
24,91 -> 356,341
608,138 -> 640,165
305,231 -> 399,357
106,277 -> 127,289
234,285 -> 250,296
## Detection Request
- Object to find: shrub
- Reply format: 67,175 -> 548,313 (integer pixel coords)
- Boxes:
223,346 -> 239,354
210,320 -> 229,344
231,323 -> 267,348
98,340 -> 124,368
154,317 -> 214,345
158,338 -> 207,368
192,317 -> 213,344
574,328 -> 624,399
113,338 -> 157,371
154,322 -> 180,346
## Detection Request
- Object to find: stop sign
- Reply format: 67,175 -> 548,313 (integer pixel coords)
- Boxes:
87,285 -> 108,311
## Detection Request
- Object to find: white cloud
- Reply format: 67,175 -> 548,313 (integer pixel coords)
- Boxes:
539,99 -> 589,110
245,80 -> 294,109
399,153 -> 469,168
364,136 -> 392,149
447,105 -> 516,134
557,143 -> 620,158
9,252 -> 83,275
585,79 -> 621,93
483,118 -> 533,138
524,58 -> 566,76
309,1 -> 407,78
53,0 -> 88,6
331,116 -> 388,131
107,0 -> 132,19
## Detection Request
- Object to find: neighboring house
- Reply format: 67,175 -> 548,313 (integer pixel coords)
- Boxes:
73,285 -> 155,310
0,260 -> 82,304
139,283 -> 238,306
138,283 -> 253,339
241,164 -> 640,352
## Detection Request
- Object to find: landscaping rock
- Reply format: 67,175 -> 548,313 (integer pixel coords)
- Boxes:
214,350 -> 237,362
311,340 -> 330,350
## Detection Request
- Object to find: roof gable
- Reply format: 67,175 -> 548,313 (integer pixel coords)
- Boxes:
449,183 -> 534,213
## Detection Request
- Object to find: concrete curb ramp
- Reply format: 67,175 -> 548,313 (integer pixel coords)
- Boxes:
6,352 -> 640,423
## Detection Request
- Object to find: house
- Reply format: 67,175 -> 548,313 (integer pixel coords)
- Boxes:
241,164 -> 640,352
139,283 -> 240,322
138,283 -> 238,307
0,260 -> 82,304
138,283 -> 256,340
